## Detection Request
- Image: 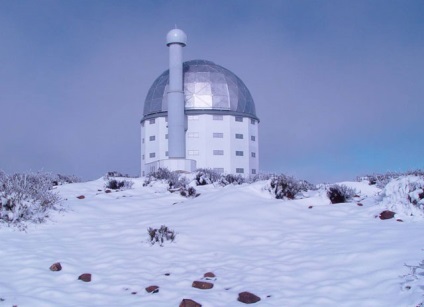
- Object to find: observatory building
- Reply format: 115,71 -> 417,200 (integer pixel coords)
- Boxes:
140,29 -> 259,176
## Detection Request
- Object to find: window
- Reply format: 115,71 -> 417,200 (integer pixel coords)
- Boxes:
236,168 -> 244,174
149,152 -> 156,158
142,154 -> 145,160
149,136 -> 155,141
251,119 -> 256,125
213,150 -> 224,155
188,132 -> 199,138
188,150 -> 199,156
165,151 -> 168,157
149,119 -> 155,124
165,117 -> 168,122
142,138 -> 144,144
251,136 -> 256,141
236,151 -> 244,156
251,152 -> 256,158
213,168 -> 224,173
235,116 -> 243,122
213,132 -> 223,138
235,133 -> 243,139
188,115 -> 199,120
213,115 -> 223,120
252,169 -> 257,175
165,134 -> 168,139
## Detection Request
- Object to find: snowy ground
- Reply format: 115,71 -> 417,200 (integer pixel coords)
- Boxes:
1,177 -> 424,306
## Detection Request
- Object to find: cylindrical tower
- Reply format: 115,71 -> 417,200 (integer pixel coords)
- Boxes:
166,28 -> 187,159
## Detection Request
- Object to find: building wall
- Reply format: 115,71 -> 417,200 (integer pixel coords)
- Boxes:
141,114 -> 259,177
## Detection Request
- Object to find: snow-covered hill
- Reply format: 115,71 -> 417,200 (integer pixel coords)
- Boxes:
1,177 -> 423,306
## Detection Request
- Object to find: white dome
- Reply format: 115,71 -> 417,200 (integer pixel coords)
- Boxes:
166,29 -> 187,46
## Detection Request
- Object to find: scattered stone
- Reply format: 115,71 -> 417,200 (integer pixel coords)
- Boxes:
379,210 -> 395,220
357,203 -> 363,206
192,281 -> 213,290
164,273 -> 171,276
78,273 -> 91,282
267,295 -> 272,298
145,285 -> 159,293
397,219 -> 404,222
308,206 -> 313,209
131,292 -> 137,295
76,195 -> 85,199
105,189 -> 112,193
203,272 -> 216,279
179,299 -> 202,307
49,262 -> 62,271
238,291 -> 261,304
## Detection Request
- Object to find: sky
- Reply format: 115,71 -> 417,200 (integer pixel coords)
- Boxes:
1,0 -> 423,183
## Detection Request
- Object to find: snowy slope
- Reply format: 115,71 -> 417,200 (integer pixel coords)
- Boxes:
0,178 -> 423,306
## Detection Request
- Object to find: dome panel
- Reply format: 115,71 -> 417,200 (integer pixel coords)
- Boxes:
142,59 -> 258,121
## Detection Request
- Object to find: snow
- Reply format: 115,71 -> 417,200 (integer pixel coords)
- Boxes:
1,177 -> 424,306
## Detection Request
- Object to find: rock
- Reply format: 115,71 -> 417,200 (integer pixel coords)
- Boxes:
131,292 -> 137,295
78,273 -> 91,282
238,291 -> 261,304
203,272 -> 216,279
105,189 -> 112,193
396,219 -> 404,222
179,299 -> 202,307
76,195 -> 85,199
357,203 -> 363,206
164,272 -> 171,276
145,285 -> 159,293
308,206 -> 313,209
49,262 -> 62,271
192,281 -> 213,290
379,210 -> 395,220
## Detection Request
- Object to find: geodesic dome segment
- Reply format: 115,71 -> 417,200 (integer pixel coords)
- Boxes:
143,60 -> 258,120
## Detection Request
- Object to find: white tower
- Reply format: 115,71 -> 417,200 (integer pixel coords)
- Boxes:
166,29 -> 187,159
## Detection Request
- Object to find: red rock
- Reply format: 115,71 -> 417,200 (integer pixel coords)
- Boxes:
308,206 -> 313,209
131,292 -> 137,295
357,203 -> 363,206
397,219 -> 404,222
192,281 -> 213,289
145,285 -> 159,293
238,291 -> 261,304
76,195 -> 85,199
105,189 -> 112,193
203,272 -> 216,278
179,299 -> 202,307
78,273 -> 91,282
49,262 -> 62,271
379,210 -> 395,220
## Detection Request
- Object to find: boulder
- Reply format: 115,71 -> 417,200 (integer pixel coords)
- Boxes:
379,210 -> 395,220
145,285 -> 159,293
238,291 -> 261,304
49,262 -> 62,271
192,281 -> 213,290
179,299 -> 202,307
78,273 -> 91,282
76,195 -> 85,199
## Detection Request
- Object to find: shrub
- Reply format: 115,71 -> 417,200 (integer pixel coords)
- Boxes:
327,184 -> 356,204
105,178 -> 134,190
195,168 -> 222,185
147,225 -> 176,246
104,171 -> 132,179
358,169 -> 424,188
144,168 -> 188,190
51,174 -> 82,186
0,171 -> 61,225
218,174 -> 246,186
180,186 -> 199,198
268,174 -> 315,200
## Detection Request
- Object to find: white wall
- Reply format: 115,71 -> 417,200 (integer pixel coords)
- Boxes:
141,114 -> 259,177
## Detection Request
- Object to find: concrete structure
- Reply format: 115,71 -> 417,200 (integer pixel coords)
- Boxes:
140,29 -> 259,176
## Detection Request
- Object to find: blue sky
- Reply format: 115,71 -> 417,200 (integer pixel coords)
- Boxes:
1,0 -> 423,183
